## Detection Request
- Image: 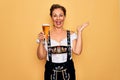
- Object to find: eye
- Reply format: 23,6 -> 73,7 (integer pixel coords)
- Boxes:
59,14 -> 64,17
53,14 -> 57,17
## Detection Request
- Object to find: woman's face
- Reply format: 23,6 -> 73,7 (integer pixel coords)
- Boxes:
51,8 -> 65,28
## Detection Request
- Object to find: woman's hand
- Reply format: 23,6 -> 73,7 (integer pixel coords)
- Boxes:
72,22 -> 89,55
37,32 -> 47,60
77,22 -> 89,33
38,32 -> 45,42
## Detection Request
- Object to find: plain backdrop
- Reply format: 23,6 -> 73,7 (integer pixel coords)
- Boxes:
0,0 -> 120,80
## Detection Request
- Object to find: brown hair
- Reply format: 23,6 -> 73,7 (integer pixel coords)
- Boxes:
50,4 -> 66,17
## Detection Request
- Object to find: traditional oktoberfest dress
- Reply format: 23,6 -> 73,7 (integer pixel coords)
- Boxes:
44,30 -> 77,80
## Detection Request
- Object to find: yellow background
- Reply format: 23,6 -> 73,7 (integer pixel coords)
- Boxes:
0,0 -> 120,80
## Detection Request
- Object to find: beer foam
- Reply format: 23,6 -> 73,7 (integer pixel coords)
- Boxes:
42,24 -> 50,26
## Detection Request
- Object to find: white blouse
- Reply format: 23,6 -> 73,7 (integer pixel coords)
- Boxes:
44,33 -> 77,63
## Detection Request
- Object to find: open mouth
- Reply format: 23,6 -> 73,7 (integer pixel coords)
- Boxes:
56,21 -> 62,25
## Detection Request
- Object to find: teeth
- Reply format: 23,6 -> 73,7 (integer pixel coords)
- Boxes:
56,22 -> 61,25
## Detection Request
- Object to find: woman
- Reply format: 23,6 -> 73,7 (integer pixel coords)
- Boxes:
37,4 -> 88,80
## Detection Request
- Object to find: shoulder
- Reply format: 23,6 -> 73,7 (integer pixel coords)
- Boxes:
67,30 -> 77,39
70,31 -> 75,35
68,30 -> 76,35
66,30 -> 75,34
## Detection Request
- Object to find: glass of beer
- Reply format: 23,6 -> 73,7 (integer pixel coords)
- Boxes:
42,24 -> 50,38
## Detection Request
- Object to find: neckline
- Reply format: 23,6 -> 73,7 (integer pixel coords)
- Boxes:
49,30 -> 68,43
51,37 -> 67,43
50,33 -> 75,43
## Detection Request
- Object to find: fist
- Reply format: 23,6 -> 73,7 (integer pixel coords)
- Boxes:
38,32 -> 45,41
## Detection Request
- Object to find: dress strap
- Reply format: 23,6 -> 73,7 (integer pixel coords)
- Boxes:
67,30 -> 71,61
47,31 -> 52,62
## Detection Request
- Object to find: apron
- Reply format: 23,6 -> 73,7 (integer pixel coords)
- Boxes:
44,30 -> 76,80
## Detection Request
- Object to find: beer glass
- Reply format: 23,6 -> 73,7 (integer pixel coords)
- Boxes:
36,24 -> 50,43
42,24 -> 50,38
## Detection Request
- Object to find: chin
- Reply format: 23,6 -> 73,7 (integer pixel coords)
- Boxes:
57,26 -> 63,28
54,25 -> 63,28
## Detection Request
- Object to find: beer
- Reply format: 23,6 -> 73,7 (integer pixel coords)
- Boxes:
42,24 -> 50,38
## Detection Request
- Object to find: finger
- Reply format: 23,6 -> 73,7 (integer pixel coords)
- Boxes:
83,23 -> 89,27
39,32 -> 44,35
38,36 -> 45,41
38,32 -> 44,37
81,23 -> 89,29
38,35 -> 45,39
80,24 -> 88,31
38,32 -> 45,39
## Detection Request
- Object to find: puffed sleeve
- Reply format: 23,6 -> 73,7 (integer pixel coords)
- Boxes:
71,33 -> 77,41
70,33 -> 77,47
44,40 -> 48,51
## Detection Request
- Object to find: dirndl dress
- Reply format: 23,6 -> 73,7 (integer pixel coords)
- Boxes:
44,30 -> 76,80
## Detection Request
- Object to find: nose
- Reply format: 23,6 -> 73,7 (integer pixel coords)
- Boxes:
56,16 -> 60,20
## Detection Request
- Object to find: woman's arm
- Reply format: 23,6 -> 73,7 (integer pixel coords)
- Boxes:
72,22 -> 89,55
37,32 -> 47,60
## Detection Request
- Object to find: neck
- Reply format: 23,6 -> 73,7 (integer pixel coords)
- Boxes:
52,27 -> 65,33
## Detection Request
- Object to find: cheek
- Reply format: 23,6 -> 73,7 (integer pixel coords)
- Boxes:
51,17 -> 56,22
61,17 -> 65,21
61,16 -> 66,20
